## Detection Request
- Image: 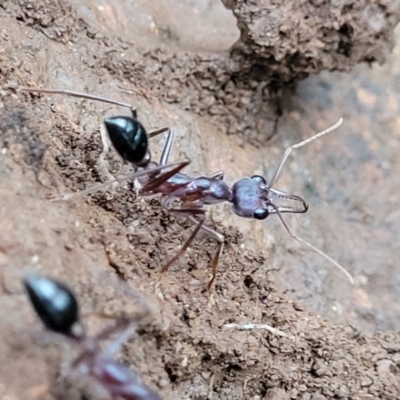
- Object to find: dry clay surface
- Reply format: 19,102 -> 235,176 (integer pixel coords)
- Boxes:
1,1 -> 400,400
2,0 -> 399,144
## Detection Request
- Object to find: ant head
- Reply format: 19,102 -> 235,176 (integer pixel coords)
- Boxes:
104,116 -> 149,166
24,275 -> 80,336
231,176 -> 270,220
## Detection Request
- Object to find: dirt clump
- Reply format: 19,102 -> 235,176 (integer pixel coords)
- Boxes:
224,0 -> 400,81
0,0 -> 88,44
0,92 -> 46,173
103,0 -> 400,142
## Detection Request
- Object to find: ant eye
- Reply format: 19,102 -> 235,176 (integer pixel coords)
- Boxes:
24,275 -> 79,335
253,208 -> 269,220
251,175 -> 266,185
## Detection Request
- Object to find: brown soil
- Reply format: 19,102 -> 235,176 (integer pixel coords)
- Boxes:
3,0 -> 399,145
1,1 -> 400,400
225,0 -> 400,78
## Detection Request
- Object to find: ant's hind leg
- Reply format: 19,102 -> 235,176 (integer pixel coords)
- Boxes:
48,161 -> 188,201
10,86 -> 137,113
140,159 -> 190,194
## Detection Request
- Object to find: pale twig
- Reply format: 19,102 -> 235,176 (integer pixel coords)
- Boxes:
223,323 -> 292,339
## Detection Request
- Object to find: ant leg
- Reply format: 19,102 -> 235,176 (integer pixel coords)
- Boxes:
269,118 -> 343,187
168,210 -> 225,289
10,86 -> 138,116
159,129 -> 174,166
140,158 -> 190,194
148,127 -> 169,138
161,213 -> 206,273
269,203 -> 354,284
186,215 -> 224,290
13,85 -> 136,185
93,303 -> 149,342
139,130 -> 182,195
70,318 -> 135,368
14,85 -> 169,137
48,161 -> 189,201
170,206 -> 224,240
145,127 -> 174,168
93,317 -> 132,342
72,310 -> 148,368
102,324 -> 136,359
206,241 -> 224,290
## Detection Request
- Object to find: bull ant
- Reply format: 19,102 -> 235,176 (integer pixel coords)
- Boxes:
24,274 -> 162,400
13,86 -> 353,287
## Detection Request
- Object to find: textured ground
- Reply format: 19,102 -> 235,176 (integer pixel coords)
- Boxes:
1,1 -> 400,399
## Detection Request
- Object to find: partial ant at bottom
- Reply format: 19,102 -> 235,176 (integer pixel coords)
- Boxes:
11,85 -> 354,286
24,274 -> 162,400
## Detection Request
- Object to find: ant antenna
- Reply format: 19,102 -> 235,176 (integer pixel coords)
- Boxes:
269,118 -> 343,187
270,203 -> 354,284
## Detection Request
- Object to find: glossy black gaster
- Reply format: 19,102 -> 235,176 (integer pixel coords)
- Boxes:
24,274 -> 162,400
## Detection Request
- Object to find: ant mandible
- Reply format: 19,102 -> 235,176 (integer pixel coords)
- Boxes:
13,86 -> 353,286
24,274 -> 162,400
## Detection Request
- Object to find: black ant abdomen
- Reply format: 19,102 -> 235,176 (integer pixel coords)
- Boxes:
24,274 -> 163,400
24,274 -> 79,336
104,116 -> 149,166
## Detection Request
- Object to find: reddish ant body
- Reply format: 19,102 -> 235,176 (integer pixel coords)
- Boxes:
24,274 -> 162,400
13,86 -> 353,286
